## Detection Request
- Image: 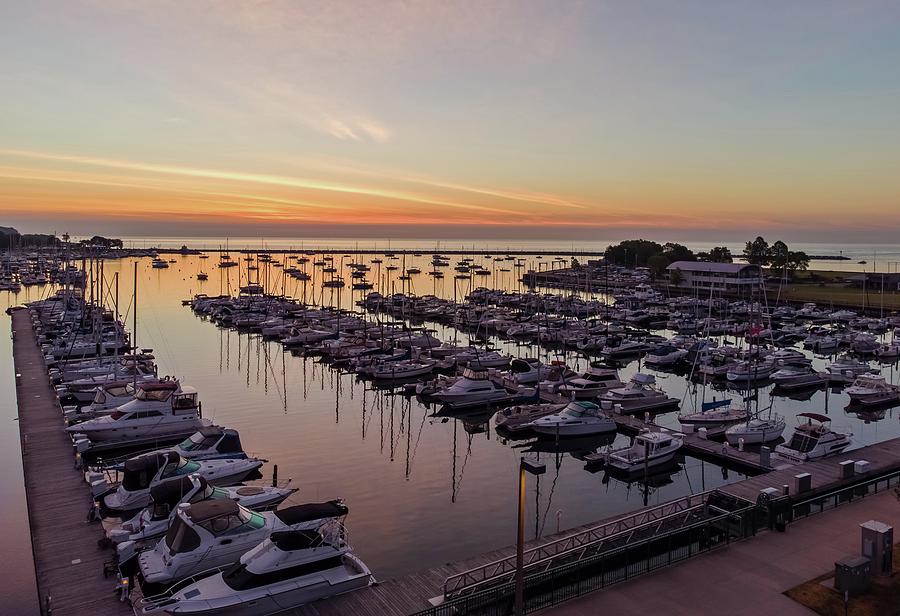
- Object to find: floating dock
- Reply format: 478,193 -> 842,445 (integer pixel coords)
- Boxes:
12,310 -> 133,616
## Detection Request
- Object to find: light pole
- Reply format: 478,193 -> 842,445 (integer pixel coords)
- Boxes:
515,457 -> 546,616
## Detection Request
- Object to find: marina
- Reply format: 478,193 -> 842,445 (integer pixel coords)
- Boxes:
7,246 -> 900,615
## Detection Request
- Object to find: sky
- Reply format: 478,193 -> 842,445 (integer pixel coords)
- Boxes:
1,1 -> 900,242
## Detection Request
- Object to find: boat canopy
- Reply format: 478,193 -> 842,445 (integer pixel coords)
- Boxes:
631,373 -> 656,385
149,475 -> 204,506
187,498 -> 240,523
798,412 -> 831,423
274,500 -> 348,525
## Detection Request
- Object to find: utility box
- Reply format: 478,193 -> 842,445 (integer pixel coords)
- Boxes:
861,520 -> 893,576
834,556 -> 871,596
854,460 -> 870,475
794,473 -> 812,494
839,460 -> 855,479
759,446 -> 771,468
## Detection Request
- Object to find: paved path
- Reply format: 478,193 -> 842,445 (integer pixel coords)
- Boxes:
546,489 -> 900,616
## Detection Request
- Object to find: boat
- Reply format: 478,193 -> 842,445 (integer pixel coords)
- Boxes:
827,355 -> 875,379
100,451 -> 264,514
644,344 -> 688,367
724,415 -> 786,445
138,499 -> 350,587
527,401 -> 617,436
65,381 -> 207,444
726,359 -> 776,382
494,402 -> 566,434
171,427 -> 249,462
592,431 -> 683,473
140,521 -> 373,615
370,359 -> 435,380
109,474 -> 297,545
845,374 -> 900,406
598,374 -> 679,414
556,366 -> 623,400
769,365 -> 829,390
151,259 -> 170,269
775,413 -> 851,463
677,398 -> 748,428
432,369 -> 536,409
196,272 -> 208,281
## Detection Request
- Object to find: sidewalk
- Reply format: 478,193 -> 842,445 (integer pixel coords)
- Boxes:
546,490 -> 900,616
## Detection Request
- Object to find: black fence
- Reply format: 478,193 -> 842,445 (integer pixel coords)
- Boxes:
413,504 -> 759,616
791,468 -> 900,521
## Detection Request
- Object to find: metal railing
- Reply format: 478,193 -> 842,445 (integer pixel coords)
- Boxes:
443,490 -> 747,598
792,468 -> 900,521
418,503 -> 758,615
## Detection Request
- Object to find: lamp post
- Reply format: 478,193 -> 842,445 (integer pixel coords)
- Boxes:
515,457 -> 546,616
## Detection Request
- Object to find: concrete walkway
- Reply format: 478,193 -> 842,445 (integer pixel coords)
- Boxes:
546,490 -> 900,616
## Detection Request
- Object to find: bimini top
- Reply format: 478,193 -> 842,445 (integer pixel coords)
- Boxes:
138,380 -> 179,392
269,530 -> 324,551
274,500 -> 348,525
186,498 -> 239,523
149,474 -> 206,506
124,451 -> 179,474
798,412 -> 831,423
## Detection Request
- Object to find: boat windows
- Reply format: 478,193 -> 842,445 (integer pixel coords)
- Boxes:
136,388 -> 173,403
222,553 -> 344,591
179,432 -> 219,451
201,508 -> 265,535
165,516 -> 202,555
173,393 -> 198,410
786,432 -> 818,453
166,459 -> 201,478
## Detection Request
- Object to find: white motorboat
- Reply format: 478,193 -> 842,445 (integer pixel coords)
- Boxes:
171,427 -> 249,462
138,499 -> 349,586
597,431 -> 684,473
371,359 -> 435,380
100,452 -> 264,514
678,398 -> 748,428
433,369 -> 534,408
110,474 -> 297,545
66,381 -> 206,443
726,359 -> 776,382
770,366 -> 829,390
141,522 -> 373,615
494,402 -> 566,433
775,413 -> 851,463
845,375 -> 900,405
827,355 -> 875,378
874,344 -> 900,360
556,366 -> 623,400
598,374 -> 678,414
528,401 -> 617,436
644,345 -> 688,367
724,415 -> 786,445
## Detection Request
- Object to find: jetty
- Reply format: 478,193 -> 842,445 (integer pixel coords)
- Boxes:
12,309 -> 133,616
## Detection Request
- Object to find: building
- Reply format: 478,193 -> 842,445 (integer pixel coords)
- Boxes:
666,261 -> 763,293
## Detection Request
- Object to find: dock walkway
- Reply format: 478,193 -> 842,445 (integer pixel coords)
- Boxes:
12,310 -> 132,616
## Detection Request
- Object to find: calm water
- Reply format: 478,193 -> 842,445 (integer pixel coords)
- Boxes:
4,245 -> 900,604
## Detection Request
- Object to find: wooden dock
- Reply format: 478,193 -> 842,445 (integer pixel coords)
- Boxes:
720,435 -> 900,502
12,310 -> 133,616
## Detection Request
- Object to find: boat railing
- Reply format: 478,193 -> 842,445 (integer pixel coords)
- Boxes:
140,563 -> 233,607
442,490 -> 719,598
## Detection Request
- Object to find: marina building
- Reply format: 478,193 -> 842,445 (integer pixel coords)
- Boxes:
666,261 -> 763,293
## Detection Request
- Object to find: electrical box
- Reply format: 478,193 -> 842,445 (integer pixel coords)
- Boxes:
839,460 -> 855,480
854,460 -> 870,474
834,556 -> 871,596
793,473 -> 812,494
861,520 -> 893,576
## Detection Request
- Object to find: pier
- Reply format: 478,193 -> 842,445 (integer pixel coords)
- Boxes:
12,310 -> 133,616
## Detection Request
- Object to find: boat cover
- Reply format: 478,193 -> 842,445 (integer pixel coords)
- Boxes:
274,500 -> 348,525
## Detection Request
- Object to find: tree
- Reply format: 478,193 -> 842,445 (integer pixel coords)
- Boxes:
647,255 -> 670,278
786,251 -> 810,272
768,240 -> 789,269
669,267 -> 684,287
661,242 -> 696,263
743,236 -> 770,265
603,239 -> 663,268
699,246 -> 733,263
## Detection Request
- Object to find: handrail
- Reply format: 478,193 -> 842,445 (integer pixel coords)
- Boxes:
443,490 -> 716,598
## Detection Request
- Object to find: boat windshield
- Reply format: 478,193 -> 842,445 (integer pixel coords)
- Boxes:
165,459 -> 201,478
135,387 -> 173,402
165,516 -> 202,555
786,431 -> 819,453
200,508 -> 265,536
178,432 -> 218,451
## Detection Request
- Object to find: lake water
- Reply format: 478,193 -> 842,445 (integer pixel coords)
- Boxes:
4,244 -> 900,610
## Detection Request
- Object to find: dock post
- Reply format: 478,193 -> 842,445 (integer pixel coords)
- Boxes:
272,464 -> 278,487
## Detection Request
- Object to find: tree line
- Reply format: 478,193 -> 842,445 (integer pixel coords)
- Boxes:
603,236 -> 809,275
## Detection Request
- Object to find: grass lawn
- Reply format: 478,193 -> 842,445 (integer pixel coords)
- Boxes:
784,544 -> 900,616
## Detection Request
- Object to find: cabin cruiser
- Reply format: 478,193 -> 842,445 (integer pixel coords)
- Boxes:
110,474 -> 297,545
59,370 -> 158,403
66,381 -> 207,444
556,366 -> 623,400
140,523 -> 373,615
775,413 -> 851,463
874,343 -> 900,360
502,358 -> 552,386
371,359 -> 435,380
462,350 -> 510,370
598,374 -> 679,414
100,452 -> 264,514
724,415 -> 786,445
678,398 -> 748,428
827,355 -> 875,379
527,401 -> 617,436
138,499 -> 350,587
593,431 -> 683,473
644,345 -> 688,367
494,402 -> 566,434
432,369 -> 536,409
171,427 -> 249,462
770,365 -> 829,390
845,375 -> 900,406
63,380 -> 139,424
726,359 -> 776,382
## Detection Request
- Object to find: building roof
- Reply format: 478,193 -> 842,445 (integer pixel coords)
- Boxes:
666,261 -> 759,274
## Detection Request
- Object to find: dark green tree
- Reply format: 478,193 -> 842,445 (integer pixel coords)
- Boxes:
669,267 -> 684,286
743,236 -> 770,265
